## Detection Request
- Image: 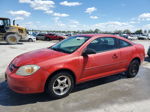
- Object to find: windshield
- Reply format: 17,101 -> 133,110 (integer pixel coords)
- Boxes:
50,36 -> 90,53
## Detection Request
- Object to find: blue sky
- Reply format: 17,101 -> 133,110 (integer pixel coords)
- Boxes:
1,0 -> 150,31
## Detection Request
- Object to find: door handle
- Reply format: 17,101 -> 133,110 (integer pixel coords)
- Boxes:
112,54 -> 118,59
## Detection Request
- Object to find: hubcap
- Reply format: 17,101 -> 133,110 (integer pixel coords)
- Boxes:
8,36 -> 17,42
53,75 -> 71,96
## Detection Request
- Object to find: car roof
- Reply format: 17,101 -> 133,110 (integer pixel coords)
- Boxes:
0,17 -> 10,20
76,34 -> 133,44
76,34 -> 118,38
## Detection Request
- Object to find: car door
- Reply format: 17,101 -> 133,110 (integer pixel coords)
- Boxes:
81,37 -> 121,78
117,39 -> 134,69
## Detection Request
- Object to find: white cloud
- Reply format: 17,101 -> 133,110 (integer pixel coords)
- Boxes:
60,1 -> 81,7
53,13 -> 69,17
142,24 -> 150,30
85,7 -> 97,14
19,0 -> 69,18
19,0 -> 31,3
138,13 -> 150,21
90,16 -> 99,19
70,20 -> 79,25
20,20 -> 137,31
45,10 -> 53,14
15,17 -> 24,20
22,21 -> 50,30
19,0 -> 55,14
9,10 -> 31,17
92,21 -> 135,31
53,17 -> 60,23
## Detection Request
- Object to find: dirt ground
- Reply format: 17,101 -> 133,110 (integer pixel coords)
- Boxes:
0,40 -> 150,112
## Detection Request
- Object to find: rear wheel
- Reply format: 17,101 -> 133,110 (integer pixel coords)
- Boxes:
126,60 -> 140,78
46,71 -> 74,99
5,34 -> 20,44
28,38 -> 33,42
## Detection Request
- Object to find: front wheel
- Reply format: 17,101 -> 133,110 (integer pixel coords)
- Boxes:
5,34 -> 20,44
45,71 -> 74,99
45,37 -> 51,41
126,60 -> 140,78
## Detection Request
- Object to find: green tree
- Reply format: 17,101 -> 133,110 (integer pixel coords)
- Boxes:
135,29 -> 143,34
94,29 -> 100,34
114,30 -> 123,34
123,29 -> 131,34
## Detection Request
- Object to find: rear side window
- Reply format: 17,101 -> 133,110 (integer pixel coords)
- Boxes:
38,34 -> 44,36
119,39 -> 132,48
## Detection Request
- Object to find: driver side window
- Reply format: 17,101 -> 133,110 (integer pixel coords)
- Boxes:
87,37 -> 117,53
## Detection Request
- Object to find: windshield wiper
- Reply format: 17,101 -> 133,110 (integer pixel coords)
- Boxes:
50,47 -> 69,53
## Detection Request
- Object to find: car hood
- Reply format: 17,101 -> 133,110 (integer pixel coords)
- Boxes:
12,48 -> 67,67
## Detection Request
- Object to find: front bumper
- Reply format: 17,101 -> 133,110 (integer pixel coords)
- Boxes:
6,65 -> 48,94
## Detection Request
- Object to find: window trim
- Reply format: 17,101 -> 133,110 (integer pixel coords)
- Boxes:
86,37 -> 119,54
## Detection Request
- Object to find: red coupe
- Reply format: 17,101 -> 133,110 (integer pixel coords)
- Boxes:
5,34 -> 145,98
44,33 -> 66,41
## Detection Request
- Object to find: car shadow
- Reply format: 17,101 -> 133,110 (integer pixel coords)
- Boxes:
145,56 -> 150,62
0,42 -> 23,45
0,73 -> 126,106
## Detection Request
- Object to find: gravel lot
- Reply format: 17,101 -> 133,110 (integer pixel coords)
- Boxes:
0,41 -> 58,78
0,40 -> 150,112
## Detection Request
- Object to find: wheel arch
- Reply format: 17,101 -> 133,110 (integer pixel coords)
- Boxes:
131,57 -> 141,64
4,32 -> 19,40
44,68 -> 76,91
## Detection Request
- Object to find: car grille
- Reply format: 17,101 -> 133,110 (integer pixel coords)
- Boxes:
9,64 -> 19,72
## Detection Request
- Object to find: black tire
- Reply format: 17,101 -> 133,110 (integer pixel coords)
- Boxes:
126,60 -> 140,78
59,38 -> 63,41
5,34 -> 20,44
28,38 -> 33,42
45,37 -> 51,41
45,71 -> 74,99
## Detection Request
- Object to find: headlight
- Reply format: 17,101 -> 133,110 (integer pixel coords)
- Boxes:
16,65 -> 40,76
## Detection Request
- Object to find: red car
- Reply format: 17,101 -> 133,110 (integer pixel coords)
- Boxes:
5,34 -> 145,98
44,33 -> 66,41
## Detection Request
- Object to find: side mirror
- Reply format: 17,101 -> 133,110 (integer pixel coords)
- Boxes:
82,48 -> 96,56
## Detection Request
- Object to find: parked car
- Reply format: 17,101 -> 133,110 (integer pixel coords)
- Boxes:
44,33 -> 66,41
36,33 -> 45,40
128,35 -> 137,40
137,34 -> 149,40
120,34 -> 128,39
5,34 -> 145,98
27,34 -> 36,42
20,34 -> 36,42
65,33 -> 74,37
148,46 -> 150,57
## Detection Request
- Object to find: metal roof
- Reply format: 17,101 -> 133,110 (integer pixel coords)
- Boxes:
0,17 -> 10,20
